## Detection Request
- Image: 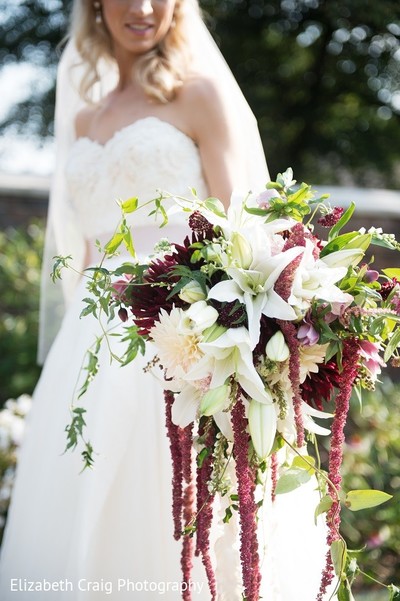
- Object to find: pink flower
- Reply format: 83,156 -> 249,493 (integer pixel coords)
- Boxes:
297,321 -> 319,346
364,269 -> 379,283
359,339 -> 385,377
112,276 -> 132,300
255,188 -> 280,209
324,300 -> 353,323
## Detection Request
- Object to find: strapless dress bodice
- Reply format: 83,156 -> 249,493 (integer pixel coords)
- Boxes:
65,116 -> 208,243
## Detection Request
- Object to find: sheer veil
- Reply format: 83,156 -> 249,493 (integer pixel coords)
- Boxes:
38,0 -> 269,363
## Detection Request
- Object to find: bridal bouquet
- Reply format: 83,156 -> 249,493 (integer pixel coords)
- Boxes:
62,169 -> 400,601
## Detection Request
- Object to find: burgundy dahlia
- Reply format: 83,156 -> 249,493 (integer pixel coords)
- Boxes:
300,360 -> 341,410
127,234 -> 205,334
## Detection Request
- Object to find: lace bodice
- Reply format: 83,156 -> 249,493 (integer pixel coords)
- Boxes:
65,117 -> 209,243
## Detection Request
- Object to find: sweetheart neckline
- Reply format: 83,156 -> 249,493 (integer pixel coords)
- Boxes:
74,116 -> 196,149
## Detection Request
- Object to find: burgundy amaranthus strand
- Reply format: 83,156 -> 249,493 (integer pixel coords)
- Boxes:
164,390 -> 183,540
195,421 -> 217,599
231,392 -> 261,601
317,338 -> 360,601
274,254 -> 303,302
278,320 -> 305,447
180,424 -> 195,601
270,452 -> 278,502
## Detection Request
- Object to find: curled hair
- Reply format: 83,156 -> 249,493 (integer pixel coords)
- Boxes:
70,0 -> 191,104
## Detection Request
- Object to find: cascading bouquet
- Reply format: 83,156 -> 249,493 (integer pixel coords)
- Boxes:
62,169 -> 400,601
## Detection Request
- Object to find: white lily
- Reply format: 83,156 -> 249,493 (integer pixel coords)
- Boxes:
172,383 -> 233,435
171,384 -> 203,427
209,243 -> 303,348
248,398 -> 277,459
287,240 -> 354,315
186,326 -> 273,405
302,403 -> 333,436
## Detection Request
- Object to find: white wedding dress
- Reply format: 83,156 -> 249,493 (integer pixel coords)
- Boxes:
0,117 -> 334,600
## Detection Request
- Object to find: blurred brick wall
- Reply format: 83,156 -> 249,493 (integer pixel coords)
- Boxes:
0,173 -> 49,229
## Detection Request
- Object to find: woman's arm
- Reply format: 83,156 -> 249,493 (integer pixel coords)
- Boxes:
179,76 -> 244,210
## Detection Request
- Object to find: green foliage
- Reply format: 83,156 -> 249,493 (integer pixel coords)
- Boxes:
0,222 -> 43,406
203,0 -> 400,186
341,378 -> 400,589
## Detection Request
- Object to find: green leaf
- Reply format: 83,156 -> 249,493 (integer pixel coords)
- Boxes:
120,196 -> 138,213
344,489 -> 393,511
197,447 -> 210,469
384,328 -> 400,362
331,539 -> 347,578
328,202 -> 356,240
120,325 -> 146,366
320,231 -> 360,256
99,295 -> 110,316
292,455 -> 315,474
104,232 -> 124,254
244,206 -> 269,216
324,340 -> 341,363
123,229 -> 135,257
274,468 -> 312,494
383,268 -> 400,279
321,232 -> 371,257
204,196 -> 226,217
80,298 -> 98,318
337,580 -> 355,601
314,495 -> 333,524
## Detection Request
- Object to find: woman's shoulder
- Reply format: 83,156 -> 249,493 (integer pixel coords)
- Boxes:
74,105 -> 98,139
179,72 -> 225,114
177,73 -> 228,141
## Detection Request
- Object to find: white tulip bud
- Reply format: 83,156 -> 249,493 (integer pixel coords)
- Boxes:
265,330 -> 290,362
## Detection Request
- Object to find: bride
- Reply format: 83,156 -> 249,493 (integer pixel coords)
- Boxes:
0,1 -> 334,599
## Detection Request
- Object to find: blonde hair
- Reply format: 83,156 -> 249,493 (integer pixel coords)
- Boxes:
70,0 -> 191,104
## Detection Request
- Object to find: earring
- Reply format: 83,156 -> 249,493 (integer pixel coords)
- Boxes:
94,1 -> 102,25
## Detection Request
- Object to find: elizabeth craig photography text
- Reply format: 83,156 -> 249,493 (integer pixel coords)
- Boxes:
8,578 -> 205,596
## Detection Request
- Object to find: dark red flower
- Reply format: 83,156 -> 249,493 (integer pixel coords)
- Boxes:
211,299 -> 247,328
126,234 -> 205,335
301,360 -> 341,410
380,278 -> 398,301
188,211 -> 214,235
317,206 -> 344,227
